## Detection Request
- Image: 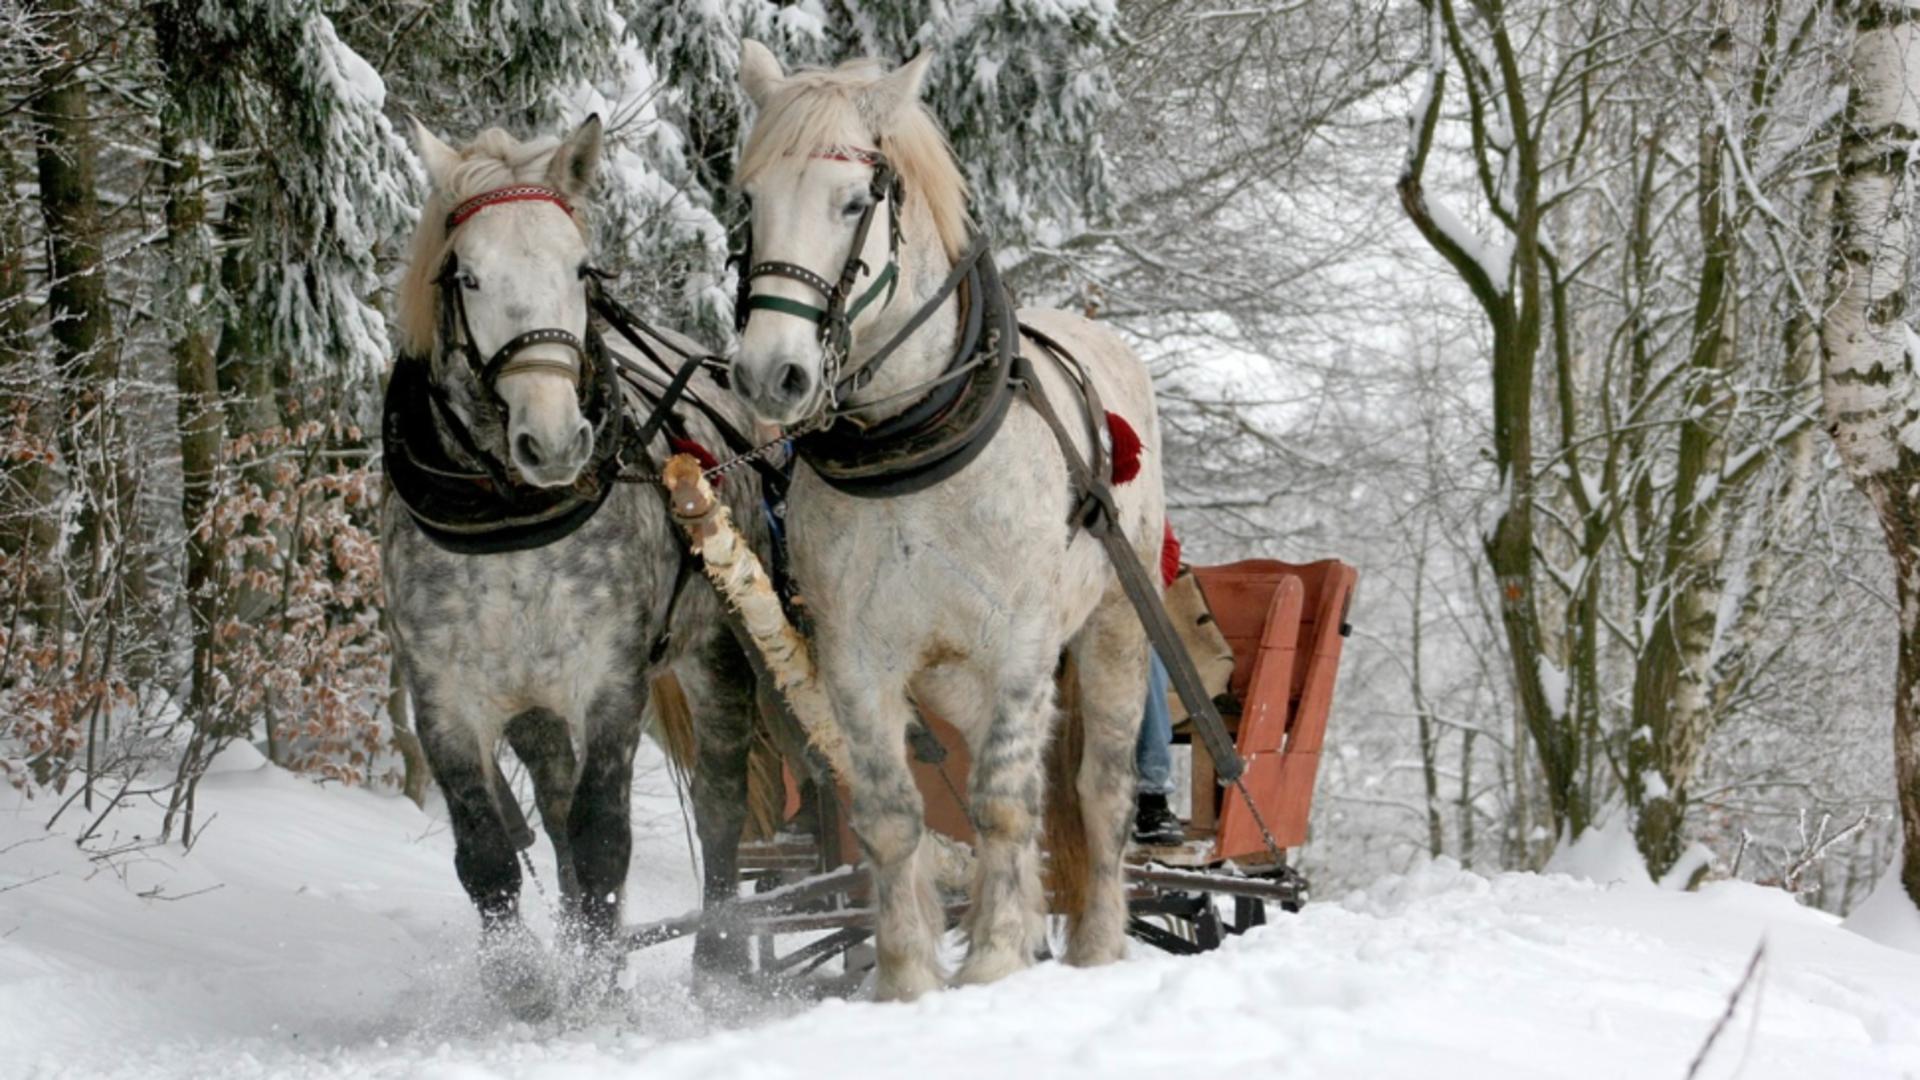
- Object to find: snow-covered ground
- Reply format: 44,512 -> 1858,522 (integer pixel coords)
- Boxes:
4,745 -> 1918,1080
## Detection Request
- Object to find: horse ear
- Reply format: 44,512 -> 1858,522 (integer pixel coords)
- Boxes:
739,39 -> 785,108
410,116 -> 461,191
546,114 -> 603,198
858,51 -> 933,134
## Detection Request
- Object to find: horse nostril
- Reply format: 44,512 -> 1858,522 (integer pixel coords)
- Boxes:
514,431 -> 543,467
568,422 -> 591,463
776,363 -> 810,402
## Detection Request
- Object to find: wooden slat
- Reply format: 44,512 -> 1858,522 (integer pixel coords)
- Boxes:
1235,576 -> 1303,754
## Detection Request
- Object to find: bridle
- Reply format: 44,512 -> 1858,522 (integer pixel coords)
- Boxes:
733,146 -> 904,403
436,184 -> 594,394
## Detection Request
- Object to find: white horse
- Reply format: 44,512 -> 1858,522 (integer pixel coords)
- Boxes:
728,43 -> 1166,1000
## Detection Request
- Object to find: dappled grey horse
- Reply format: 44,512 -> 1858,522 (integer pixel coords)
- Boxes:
382,117 -> 771,1018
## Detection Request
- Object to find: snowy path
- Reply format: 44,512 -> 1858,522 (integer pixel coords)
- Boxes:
4,747 -> 1918,1080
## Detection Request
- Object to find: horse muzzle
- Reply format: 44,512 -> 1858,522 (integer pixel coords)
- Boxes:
732,349 -> 822,427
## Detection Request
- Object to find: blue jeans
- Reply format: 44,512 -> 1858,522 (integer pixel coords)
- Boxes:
1135,650 -> 1173,796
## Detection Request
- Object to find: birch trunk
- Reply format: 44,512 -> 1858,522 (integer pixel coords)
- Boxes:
1630,2 -> 1739,876
1821,0 -> 1920,912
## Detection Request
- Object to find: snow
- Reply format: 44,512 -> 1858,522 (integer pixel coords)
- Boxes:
1536,655 -> 1568,719
1425,196 -> 1513,295
6,752 -> 1920,1079
1545,814 -> 1651,887
1845,843 -> 1920,954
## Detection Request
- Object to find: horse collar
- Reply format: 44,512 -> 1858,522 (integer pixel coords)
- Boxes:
794,246 -> 1019,498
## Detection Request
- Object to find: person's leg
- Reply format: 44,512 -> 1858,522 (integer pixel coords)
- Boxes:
1134,650 -> 1173,795
1133,651 -> 1184,844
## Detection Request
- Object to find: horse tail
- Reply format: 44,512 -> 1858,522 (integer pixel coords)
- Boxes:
650,673 -> 699,772
743,733 -> 787,842
1043,663 -> 1091,919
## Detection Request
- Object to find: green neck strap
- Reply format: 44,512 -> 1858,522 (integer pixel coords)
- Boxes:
745,259 -> 898,327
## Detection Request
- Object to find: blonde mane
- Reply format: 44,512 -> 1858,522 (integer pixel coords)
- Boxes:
395,129 -> 590,358
737,59 -> 972,263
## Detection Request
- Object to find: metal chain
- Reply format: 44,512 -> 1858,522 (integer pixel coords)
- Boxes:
1230,775 -> 1289,868
612,416 -> 822,487
518,848 -> 549,908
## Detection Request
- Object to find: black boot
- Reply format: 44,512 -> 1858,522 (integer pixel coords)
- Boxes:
1133,792 -> 1185,846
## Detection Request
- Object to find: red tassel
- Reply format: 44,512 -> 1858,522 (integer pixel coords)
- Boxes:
1106,411 -> 1142,485
1160,521 -> 1182,588
668,436 -> 723,485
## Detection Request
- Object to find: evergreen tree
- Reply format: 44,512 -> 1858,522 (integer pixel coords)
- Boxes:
631,0 -> 1119,332
161,1 -> 416,394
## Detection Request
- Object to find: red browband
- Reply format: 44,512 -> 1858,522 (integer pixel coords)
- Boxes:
445,185 -> 575,230
811,146 -> 884,166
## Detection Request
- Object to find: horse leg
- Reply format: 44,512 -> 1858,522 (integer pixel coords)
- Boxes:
503,708 -> 581,906
682,633 -> 756,977
831,668 -> 943,1001
566,677 -> 643,950
954,662 -> 1053,985
1064,592 -> 1151,967
414,690 -> 554,1020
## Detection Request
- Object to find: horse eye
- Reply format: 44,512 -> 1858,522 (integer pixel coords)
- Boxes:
842,195 -> 871,218
456,269 -> 479,291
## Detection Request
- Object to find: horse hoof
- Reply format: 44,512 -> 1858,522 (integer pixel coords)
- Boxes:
872,966 -> 941,1002
479,921 -> 557,1021
694,929 -> 752,978
953,949 -> 1029,987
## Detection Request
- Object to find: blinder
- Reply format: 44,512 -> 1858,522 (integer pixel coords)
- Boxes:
732,147 -> 904,402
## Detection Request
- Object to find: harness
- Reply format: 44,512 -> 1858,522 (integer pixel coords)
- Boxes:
384,184 -> 628,555
734,146 -> 906,404
384,183 -> 766,660
793,238 -> 1014,497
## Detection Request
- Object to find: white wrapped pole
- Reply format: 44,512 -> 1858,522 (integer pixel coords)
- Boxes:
663,455 -> 852,783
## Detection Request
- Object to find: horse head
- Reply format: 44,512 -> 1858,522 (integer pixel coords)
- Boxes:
401,117 -> 605,488
729,42 -> 969,426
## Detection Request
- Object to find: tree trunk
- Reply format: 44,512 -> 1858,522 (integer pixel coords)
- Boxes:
30,0 -> 120,619
1630,5 -> 1740,876
1399,0 -> 1587,841
1409,543 -> 1446,858
0,138 -> 59,624
1820,0 -> 1920,915
154,3 -> 227,749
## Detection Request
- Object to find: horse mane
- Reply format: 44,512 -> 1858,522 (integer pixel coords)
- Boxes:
737,59 -> 972,263
395,128 -> 590,358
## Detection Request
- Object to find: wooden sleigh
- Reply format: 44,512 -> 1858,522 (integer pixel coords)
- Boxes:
632,556 -> 1358,978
